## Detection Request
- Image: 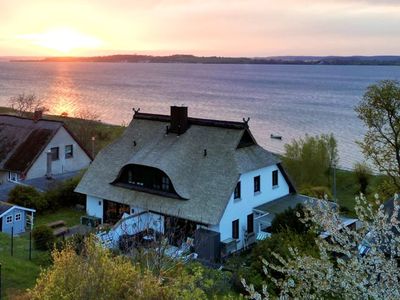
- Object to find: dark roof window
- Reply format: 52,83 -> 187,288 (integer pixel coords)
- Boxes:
112,164 -> 183,199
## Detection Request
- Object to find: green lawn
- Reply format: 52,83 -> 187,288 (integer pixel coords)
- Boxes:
0,207 -> 86,298
335,169 -> 385,216
0,232 -> 50,299
35,207 -> 85,228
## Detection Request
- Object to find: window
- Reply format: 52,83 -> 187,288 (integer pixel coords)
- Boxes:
254,176 -> 260,193
234,181 -> 241,199
65,145 -> 73,158
15,213 -> 21,221
247,214 -> 254,233
6,215 -> 12,223
127,170 -> 134,184
232,219 -> 239,239
113,164 -> 181,198
50,147 -> 59,161
272,170 -> 279,187
161,176 -> 170,191
9,172 -> 19,182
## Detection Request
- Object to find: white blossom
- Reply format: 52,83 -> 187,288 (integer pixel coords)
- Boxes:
243,194 -> 400,299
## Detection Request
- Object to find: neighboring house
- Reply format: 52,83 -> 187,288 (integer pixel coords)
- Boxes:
76,106 -> 305,260
0,112 -> 92,184
0,201 -> 35,235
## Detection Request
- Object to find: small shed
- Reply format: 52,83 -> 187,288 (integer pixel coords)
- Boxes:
0,202 -> 35,235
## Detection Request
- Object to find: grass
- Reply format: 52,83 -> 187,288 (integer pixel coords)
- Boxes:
0,207 -> 85,299
0,232 -> 50,299
35,207 -> 85,228
335,169 -> 385,216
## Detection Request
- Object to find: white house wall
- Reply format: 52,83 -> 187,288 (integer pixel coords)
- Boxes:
217,164 -> 290,249
26,127 -> 91,179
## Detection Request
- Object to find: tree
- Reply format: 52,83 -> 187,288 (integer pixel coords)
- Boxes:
282,134 -> 338,189
242,194 -> 400,299
8,93 -> 46,117
355,80 -> 400,190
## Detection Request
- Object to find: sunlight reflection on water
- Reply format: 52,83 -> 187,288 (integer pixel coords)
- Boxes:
0,62 -> 400,169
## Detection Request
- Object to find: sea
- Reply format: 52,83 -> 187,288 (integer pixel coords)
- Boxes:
1,62 -> 400,169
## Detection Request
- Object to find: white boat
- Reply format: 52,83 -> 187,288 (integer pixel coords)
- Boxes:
270,134 -> 282,140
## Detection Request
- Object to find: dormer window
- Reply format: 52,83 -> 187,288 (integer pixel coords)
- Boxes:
162,176 -> 170,191
112,164 -> 182,199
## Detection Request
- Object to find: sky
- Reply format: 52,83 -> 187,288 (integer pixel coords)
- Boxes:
0,0 -> 400,57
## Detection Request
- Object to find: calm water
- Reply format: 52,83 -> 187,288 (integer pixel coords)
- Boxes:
1,62 -> 400,168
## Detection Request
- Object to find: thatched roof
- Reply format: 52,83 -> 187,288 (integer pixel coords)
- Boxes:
76,112 -> 280,225
0,115 -> 63,173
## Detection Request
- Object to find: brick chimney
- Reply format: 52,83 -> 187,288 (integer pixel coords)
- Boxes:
33,110 -> 43,122
170,106 -> 189,135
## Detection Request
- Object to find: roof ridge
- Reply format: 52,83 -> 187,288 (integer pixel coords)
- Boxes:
0,114 -> 64,125
134,112 -> 248,129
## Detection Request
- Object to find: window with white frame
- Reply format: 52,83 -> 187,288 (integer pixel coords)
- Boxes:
65,145 -> 73,159
6,215 -> 12,223
8,172 -> 19,182
15,213 -> 21,221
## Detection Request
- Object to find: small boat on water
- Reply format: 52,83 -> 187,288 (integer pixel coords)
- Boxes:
270,134 -> 282,140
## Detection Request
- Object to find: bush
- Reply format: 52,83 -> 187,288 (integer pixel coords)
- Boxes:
44,175 -> 85,210
300,185 -> 332,199
270,203 -> 312,234
235,230 -> 318,293
185,262 -> 233,297
9,185 -> 47,211
28,238 -> 208,300
32,225 -> 55,251
353,162 -> 371,194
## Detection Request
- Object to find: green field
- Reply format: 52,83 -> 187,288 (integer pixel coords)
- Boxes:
0,208 -> 84,299
335,169 -> 385,216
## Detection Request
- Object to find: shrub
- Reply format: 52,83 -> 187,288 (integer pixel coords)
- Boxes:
300,185 -> 332,199
44,175 -> 85,210
270,203 -> 312,234
228,230 -> 318,294
32,225 -> 55,251
353,162 -> 372,194
28,237 -> 208,300
185,262 -> 233,297
8,185 -> 47,211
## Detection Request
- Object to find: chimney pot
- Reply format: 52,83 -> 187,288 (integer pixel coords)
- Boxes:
33,110 -> 43,122
170,106 -> 189,135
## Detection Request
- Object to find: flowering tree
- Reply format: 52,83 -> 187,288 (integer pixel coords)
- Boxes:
242,194 -> 400,299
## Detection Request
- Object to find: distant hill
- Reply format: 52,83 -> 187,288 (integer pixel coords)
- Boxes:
10,54 -> 400,66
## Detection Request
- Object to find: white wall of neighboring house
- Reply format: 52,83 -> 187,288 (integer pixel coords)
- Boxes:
26,127 -> 91,179
0,171 -> 8,184
87,195 -> 103,222
217,164 -> 290,250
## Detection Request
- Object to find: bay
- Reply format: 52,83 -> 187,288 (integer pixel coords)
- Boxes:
1,62 -> 400,168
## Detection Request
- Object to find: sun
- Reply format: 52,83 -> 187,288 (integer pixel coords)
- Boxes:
18,28 -> 102,54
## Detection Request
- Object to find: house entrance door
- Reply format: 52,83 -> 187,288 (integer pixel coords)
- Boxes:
103,200 -> 130,224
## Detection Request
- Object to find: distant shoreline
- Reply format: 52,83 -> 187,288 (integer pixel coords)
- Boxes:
9,54 -> 400,66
